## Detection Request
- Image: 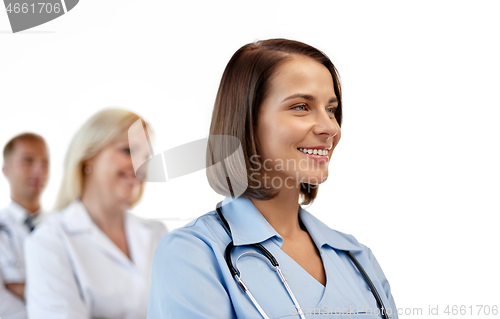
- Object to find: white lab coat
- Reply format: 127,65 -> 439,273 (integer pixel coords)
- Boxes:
24,200 -> 167,319
0,251 -> 28,319
0,201 -> 40,319
0,201 -> 41,284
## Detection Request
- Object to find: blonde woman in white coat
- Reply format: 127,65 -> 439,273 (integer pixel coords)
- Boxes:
24,108 -> 167,319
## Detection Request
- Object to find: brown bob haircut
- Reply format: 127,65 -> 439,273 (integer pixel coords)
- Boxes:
206,38 -> 343,205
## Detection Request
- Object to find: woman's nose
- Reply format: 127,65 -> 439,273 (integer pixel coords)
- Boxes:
312,110 -> 339,139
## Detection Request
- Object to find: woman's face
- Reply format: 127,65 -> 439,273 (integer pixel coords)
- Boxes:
255,55 -> 341,189
84,133 -> 148,207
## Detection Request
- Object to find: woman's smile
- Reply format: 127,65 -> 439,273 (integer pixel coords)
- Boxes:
297,147 -> 330,164
118,170 -> 141,188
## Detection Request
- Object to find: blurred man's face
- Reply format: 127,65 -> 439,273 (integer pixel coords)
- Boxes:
3,140 -> 49,200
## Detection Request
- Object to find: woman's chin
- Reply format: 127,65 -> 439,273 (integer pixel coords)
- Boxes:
297,171 -> 329,185
113,190 -> 139,207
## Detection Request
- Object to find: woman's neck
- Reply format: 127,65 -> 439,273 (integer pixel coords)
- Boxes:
249,185 -> 302,239
80,190 -> 126,234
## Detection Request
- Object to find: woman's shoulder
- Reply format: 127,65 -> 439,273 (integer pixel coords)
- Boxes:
154,210 -> 227,256
150,210 -> 228,287
30,200 -> 87,231
166,209 -> 224,237
148,210 -> 234,317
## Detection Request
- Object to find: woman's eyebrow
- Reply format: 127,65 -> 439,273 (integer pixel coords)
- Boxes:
282,93 -> 314,102
281,93 -> 338,103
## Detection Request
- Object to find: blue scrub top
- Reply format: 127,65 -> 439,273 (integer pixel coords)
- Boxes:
147,196 -> 399,319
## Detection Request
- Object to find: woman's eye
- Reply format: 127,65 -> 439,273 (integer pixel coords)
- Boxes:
326,107 -> 336,114
292,104 -> 307,111
122,148 -> 131,154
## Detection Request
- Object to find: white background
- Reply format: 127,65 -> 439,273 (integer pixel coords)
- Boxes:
1,1 -> 499,317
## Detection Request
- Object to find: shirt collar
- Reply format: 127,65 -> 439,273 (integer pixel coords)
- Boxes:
7,200 -> 35,224
61,200 -> 150,270
220,196 -> 283,247
62,199 -> 139,235
220,196 -> 363,252
62,200 -> 95,233
299,206 -> 363,252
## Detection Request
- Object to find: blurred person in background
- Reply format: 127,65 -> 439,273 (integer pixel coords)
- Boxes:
25,108 -> 167,319
0,132 -> 49,319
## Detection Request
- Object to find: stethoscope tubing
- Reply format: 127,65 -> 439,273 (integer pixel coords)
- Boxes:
343,250 -> 388,319
215,201 -> 389,319
217,202 -> 306,318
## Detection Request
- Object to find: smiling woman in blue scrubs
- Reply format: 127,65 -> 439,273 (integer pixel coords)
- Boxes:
147,39 -> 399,319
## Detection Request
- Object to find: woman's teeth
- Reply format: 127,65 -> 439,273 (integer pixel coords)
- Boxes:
298,148 -> 329,156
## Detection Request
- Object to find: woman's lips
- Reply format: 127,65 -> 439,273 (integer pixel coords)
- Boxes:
119,172 -> 140,187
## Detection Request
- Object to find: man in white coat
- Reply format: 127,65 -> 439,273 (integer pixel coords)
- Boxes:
0,133 -> 49,319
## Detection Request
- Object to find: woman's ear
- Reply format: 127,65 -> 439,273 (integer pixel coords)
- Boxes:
82,157 -> 96,176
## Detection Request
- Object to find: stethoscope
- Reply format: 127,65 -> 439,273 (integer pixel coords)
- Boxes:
215,201 -> 389,319
0,223 -> 19,268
